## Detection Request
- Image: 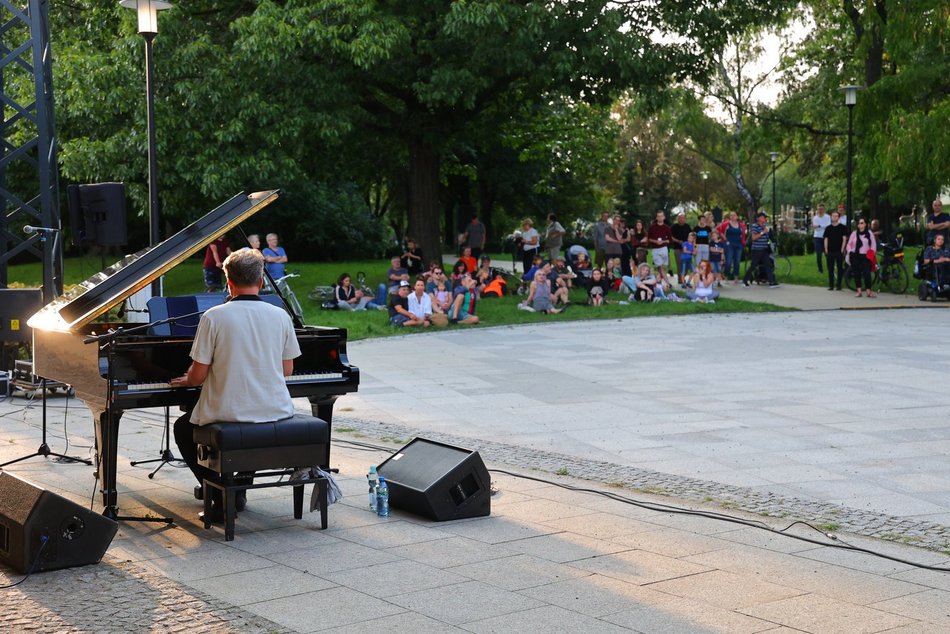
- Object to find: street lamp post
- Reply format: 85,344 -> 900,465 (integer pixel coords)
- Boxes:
121,0 -> 172,297
700,171 -> 708,214
840,85 -> 862,232
769,152 -> 779,234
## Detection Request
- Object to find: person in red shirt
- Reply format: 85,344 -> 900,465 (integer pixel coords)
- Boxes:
202,235 -> 231,292
646,211 -> 673,278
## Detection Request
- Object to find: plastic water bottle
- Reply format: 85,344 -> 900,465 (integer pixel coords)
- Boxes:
367,466 -> 378,512
376,477 -> 389,517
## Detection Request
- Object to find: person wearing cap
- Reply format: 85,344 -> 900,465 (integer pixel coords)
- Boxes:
742,212 -> 780,288
552,255 -> 576,289
388,280 -> 428,326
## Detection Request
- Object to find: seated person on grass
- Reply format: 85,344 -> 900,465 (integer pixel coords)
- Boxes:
457,246 -> 477,274
449,274 -> 480,325
429,272 -> 454,315
408,278 -> 447,326
388,280 -> 428,327
587,268 -> 608,306
481,271 -> 508,298
524,270 -> 564,314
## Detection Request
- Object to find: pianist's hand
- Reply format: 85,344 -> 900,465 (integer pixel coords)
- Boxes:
169,374 -> 189,387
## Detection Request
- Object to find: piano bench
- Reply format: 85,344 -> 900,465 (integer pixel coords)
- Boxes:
194,415 -> 330,541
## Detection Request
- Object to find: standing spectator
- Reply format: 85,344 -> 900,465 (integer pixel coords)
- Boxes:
386,256 -> 410,294
811,204 -> 831,273
449,274 -> 480,324
870,219 -> 883,243
926,199 -> 949,245
670,212 -> 692,285
520,218 -> 540,274
262,233 -> 287,280
544,213 -> 566,262
837,202 -> 848,230
824,210 -> 848,291
202,235 -> 231,292
246,234 -> 261,251
708,230 -> 725,287
388,281 -> 428,326
742,212 -> 780,288
680,232 -> 697,285
592,211 -> 609,269
335,273 -> 373,311
846,218 -> 877,297
646,210 -> 673,278
457,246 -> 477,274
604,214 -> 624,274
693,215 -> 712,263
616,217 -> 632,276
630,218 -> 648,266
400,238 -> 424,276
721,212 -> 745,282
461,214 -> 487,259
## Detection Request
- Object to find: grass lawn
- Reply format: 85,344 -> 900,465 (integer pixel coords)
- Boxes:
8,254 -> 788,341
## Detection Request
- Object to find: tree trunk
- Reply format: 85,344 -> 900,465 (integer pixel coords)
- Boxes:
408,138 -> 443,266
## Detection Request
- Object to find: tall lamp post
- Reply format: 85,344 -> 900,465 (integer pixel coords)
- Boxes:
840,85 -> 862,231
121,0 -> 171,297
768,152 -> 779,234
700,171 -> 708,214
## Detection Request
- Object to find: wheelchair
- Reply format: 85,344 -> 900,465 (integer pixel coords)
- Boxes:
915,253 -> 950,302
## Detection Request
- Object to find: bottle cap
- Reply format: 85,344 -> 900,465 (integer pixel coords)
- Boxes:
378,477 -> 385,483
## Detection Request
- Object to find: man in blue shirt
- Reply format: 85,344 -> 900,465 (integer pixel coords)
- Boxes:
262,233 -> 287,280
742,212 -> 780,288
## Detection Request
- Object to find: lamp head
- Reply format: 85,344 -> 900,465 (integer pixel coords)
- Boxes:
700,171 -> 708,180
839,84 -> 863,106
769,151 -> 779,164
120,0 -> 172,35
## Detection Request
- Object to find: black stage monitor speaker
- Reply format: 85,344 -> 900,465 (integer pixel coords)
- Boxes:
0,472 -> 118,574
377,438 -> 491,521
67,182 -> 127,247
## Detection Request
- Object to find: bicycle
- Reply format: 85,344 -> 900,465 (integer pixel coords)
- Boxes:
270,272 -> 304,321
742,242 -> 792,283
842,237 -> 908,294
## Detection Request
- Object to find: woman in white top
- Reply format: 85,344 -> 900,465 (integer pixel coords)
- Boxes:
520,218 -> 540,274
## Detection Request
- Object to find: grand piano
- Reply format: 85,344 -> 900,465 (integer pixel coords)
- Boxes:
28,190 -> 359,519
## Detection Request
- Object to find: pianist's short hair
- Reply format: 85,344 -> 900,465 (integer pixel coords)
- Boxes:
223,248 -> 264,287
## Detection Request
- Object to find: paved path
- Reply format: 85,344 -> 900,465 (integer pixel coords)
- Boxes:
1,282 -> 949,632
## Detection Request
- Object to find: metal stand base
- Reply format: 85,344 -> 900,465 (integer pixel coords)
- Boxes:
0,442 -> 91,468
130,448 -> 183,479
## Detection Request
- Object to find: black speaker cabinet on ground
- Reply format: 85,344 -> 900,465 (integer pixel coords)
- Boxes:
377,438 -> 491,521
0,472 -> 118,574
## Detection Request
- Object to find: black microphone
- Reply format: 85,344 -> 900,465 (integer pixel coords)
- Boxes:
24,225 -> 61,234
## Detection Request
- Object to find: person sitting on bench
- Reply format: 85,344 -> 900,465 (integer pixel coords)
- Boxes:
171,247 -> 301,523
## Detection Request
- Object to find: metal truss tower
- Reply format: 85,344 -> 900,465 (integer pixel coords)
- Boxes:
0,0 -> 61,303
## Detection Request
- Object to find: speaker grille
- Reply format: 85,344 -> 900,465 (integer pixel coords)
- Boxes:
0,521 -> 8,554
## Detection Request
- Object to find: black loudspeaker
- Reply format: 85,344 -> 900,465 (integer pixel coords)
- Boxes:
0,472 -> 118,574
377,438 -> 491,521
67,182 -> 127,247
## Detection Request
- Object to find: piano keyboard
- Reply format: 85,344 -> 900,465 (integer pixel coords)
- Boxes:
124,372 -> 344,392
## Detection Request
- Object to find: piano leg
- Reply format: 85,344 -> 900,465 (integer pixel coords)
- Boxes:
94,409 -> 121,518
94,408 -> 173,524
308,395 -> 339,469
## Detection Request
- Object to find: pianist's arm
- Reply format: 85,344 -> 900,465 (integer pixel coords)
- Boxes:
170,361 -> 210,387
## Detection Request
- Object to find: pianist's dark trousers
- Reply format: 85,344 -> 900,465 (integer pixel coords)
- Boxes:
173,412 -> 253,503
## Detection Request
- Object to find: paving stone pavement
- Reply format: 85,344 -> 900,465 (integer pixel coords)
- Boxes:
3,284 -> 950,632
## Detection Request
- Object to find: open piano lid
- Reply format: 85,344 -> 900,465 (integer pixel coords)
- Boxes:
28,190 -> 279,332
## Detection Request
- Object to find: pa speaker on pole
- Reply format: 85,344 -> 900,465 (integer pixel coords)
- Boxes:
66,182 -> 127,247
0,472 -> 118,574
377,438 -> 491,521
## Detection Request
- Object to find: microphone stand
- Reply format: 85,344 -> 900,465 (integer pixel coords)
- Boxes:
2,229 -> 91,469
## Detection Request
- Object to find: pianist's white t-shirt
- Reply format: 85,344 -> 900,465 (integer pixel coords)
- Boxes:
189,298 -> 301,425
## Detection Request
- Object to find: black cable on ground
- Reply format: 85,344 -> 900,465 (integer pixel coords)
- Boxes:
0,535 -> 48,589
331,437 -> 950,574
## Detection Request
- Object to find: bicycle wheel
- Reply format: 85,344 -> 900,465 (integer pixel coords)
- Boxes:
774,255 -> 791,281
843,265 -> 856,291
880,262 -> 909,295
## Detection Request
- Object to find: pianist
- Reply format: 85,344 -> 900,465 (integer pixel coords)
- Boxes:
170,247 -> 301,522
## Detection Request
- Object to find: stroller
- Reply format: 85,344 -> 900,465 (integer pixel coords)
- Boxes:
915,251 -> 950,301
